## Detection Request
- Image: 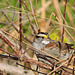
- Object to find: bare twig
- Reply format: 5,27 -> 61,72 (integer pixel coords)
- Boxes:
64,28 -> 75,42
17,63 -> 47,75
22,0 -> 38,28
0,31 -> 21,56
46,12 -> 60,31
67,51 -> 75,67
22,1 -> 37,33
73,57 -> 75,74
26,14 -> 36,34
19,0 -> 22,51
62,0 -> 67,42
61,67 -> 74,75
29,0 -> 38,29
47,60 -> 68,75
0,54 -> 18,60
22,0 -> 30,12
34,0 -> 37,14
48,12 -> 75,42
0,30 -> 32,59
0,22 -> 9,25
51,20 -> 75,30
0,48 -> 17,57
1,11 -> 32,43
1,11 -> 11,22
29,0 -> 34,14
12,0 -> 19,22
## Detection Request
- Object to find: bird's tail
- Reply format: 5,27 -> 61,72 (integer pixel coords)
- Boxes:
65,43 -> 74,49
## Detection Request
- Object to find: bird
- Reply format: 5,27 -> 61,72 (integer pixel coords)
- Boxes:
32,31 -> 74,65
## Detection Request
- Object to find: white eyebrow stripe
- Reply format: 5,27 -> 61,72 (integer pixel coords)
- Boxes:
37,34 -> 45,37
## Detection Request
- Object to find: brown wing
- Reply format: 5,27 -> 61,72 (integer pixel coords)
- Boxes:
45,40 -> 74,51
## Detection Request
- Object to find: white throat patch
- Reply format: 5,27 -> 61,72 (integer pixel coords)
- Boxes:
42,40 -> 50,44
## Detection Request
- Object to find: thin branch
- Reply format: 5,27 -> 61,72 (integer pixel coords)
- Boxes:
0,22 -> 9,25
17,63 -> 47,75
0,54 -> 18,60
64,28 -> 75,42
61,67 -> 75,75
22,0 -> 30,12
26,14 -> 36,34
62,0 -> 67,42
0,31 -> 21,56
73,57 -> 75,74
34,0 -> 37,14
12,0 -> 19,22
0,30 -> 32,59
29,0 -> 34,14
51,20 -> 75,30
47,60 -> 68,75
67,51 -> 74,67
29,0 -> 38,29
0,48 -> 17,57
1,11 -> 11,22
19,0 -> 22,51
22,0 -> 38,28
48,13 -> 75,42
1,11 -> 32,43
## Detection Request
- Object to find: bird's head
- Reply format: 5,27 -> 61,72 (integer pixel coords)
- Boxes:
33,31 -> 50,44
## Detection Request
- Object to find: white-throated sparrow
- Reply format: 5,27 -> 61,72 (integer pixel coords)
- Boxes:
32,31 -> 74,65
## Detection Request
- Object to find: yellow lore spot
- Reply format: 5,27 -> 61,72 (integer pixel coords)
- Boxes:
44,35 -> 48,38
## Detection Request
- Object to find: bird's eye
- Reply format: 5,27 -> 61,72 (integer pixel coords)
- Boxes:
36,35 -> 40,38
42,37 -> 44,39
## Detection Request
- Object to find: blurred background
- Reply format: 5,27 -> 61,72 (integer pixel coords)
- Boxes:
0,0 -> 75,64
0,0 -> 75,74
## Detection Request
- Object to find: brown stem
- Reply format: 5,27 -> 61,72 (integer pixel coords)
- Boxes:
73,57 -> 75,74
62,0 -> 67,42
19,0 -> 22,51
26,14 -> 36,34
0,48 -> 17,57
1,11 -> 32,44
0,32 -> 21,56
0,54 -> 18,60
1,11 -> 11,22
67,52 -> 74,67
